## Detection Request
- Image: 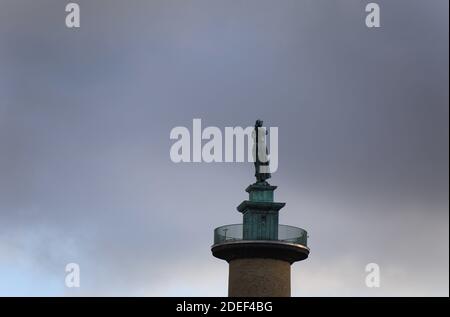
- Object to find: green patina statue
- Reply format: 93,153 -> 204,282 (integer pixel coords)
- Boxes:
253,119 -> 271,184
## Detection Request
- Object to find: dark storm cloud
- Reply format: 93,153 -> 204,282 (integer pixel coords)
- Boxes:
0,0 -> 448,295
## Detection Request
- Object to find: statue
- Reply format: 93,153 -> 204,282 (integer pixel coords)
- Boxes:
252,120 -> 271,184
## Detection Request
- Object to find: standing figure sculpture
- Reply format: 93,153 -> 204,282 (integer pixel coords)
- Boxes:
252,120 -> 271,184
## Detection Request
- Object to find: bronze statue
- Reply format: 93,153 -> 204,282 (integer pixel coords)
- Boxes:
252,120 -> 271,184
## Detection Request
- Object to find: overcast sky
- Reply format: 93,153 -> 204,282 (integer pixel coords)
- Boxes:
0,0 -> 448,296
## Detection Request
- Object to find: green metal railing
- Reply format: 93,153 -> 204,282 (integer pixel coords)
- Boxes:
213,224 -> 308,247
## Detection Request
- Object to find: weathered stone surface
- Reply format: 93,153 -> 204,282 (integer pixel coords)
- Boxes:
228,258 -> 291,297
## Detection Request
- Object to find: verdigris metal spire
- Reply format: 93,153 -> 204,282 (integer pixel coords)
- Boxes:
211,120 -> 310,297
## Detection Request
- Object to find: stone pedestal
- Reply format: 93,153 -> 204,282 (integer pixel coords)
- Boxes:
212,152 -> 309,297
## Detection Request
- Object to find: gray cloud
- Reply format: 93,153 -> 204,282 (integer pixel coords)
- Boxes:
0,0 -> 448,296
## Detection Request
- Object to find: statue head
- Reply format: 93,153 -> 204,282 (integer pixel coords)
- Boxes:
255,120 -> 263,127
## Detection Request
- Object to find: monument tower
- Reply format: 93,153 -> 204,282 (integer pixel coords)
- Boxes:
211,120 -> 310,297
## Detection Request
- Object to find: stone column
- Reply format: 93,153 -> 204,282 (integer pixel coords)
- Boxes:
228,258 -> 291,297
